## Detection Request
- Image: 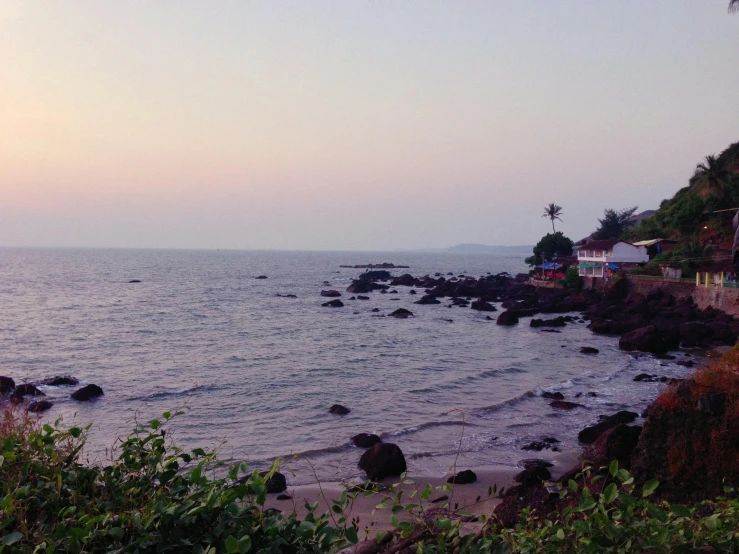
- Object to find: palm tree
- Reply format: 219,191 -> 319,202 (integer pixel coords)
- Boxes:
542,203 -> 563,233
692,155 -> 731,199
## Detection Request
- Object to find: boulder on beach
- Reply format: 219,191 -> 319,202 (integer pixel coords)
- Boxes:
389,308 -> 413,318
414,295 -> 441,305
41,375 -> 79,386
71,384 -> 104,401
0,376 -> 15,394
322,299 -> 344,307
255,275 -> 268,279
28,400 -> 54,413
320,290 -> 342,297
514,465 -> 551,489
447,469 -> 477,484
496,311 -> 519,326
358,443 -> 407,480
329,404 -> 351,415
530,316 -> 566,328
128,279 -> 142,283
357,295 -> 370,300
581,424 -> 642,470
351,433 -> 382,448
580,347 -> 599,354
371,308 -> 380,312
259,471 -> 287,493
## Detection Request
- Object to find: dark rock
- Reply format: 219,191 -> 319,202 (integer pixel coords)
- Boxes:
371,308 -> 380,312
679,321 -> 714,346
322,299 -> 344,307
357,295 -> 370,300
530,316 -> 566,328
276,494 -> 291,500
409,289 -> 417,295
619,325 -> 680,354
329,404 -> 350,415
255,275 -> 268,279
41,375 -> 79,386
485,316 -> 493,321
128,279 -> 142,283
13,383 -> 45,400
470,300 -> 496,312
389,290 -> 398,294
698,393 -> 727,417
676,360 -> 694,368
259,471 -> 287,493
351,433 -> 382,448
349,296 -> 356,300
415,295 -> 441,305
0,376 -> 15,394
634,373 -> 656,382
581,424 -> 642,470
550,400 -> 582,410
514,465 -> 552,489
578,410 -> 638,444
431,495 -> 449,503
496,311 -> 519,326
28,400 -> 53,413
389,308 -> 414,318
541,391 -> 564,400
580,347 -> 599,354
540,329 -> 561,333
71,384 -> 104,401
522,441 -> 550,452
447,469 -> 477,484
358,443 -> 407,480
320,290 -> 342,297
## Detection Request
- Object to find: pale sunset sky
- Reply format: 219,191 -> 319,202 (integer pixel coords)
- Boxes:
1,2 -> 738,250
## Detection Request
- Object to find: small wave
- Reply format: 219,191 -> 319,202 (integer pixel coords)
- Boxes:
228,356 -> 247,362
128,384 -> 220,401
474,390 -> 537,415
536,379 -> 575,395
383,419 -> 475,439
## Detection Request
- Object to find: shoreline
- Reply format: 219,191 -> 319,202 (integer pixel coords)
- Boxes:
264,449 -> 581,533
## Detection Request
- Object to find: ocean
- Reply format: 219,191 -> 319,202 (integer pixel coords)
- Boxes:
0,248 -> 694,483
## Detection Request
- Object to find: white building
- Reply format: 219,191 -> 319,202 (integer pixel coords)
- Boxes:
577,240 -> 649,277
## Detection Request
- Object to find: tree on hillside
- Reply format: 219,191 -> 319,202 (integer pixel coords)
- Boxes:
525,232 -> 573,267
591,207 -> 638,240
692,155 -> 732,199
542,203 -> 563,233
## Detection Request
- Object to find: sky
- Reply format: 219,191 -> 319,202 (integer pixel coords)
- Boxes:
1,1 -> 738,251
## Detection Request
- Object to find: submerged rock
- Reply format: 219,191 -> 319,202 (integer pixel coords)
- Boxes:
28,400 -> 54,413
415,295 -> 440,305
580,347 -> 599,354
358,443 -> 407,480
71,384 -> 104,401
550,400 -> 583,410
321,299 -> 344,307
329,404 -> 351,415
12,384 -> 45,401
320,290 -> 342,297
470,300 -> 496,312
389,308 -> 413,318
541,391 -> 564,400
41,375 -> 79,386
255,275 -> 268,279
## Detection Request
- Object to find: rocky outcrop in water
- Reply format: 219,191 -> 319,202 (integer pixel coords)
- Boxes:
0,376 -> 15,394
447,469 -> 477,484
71,384 -> 104,401
389,308 -> 413,318
351,433 -> 382,448
328,404 -> 350,415
321,299 -> 344,307
28,400 -> 54,413
320,290 -> 342,297
41,376 -> 79,386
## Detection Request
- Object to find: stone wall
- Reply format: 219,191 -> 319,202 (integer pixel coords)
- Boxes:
580,276 -> 739,317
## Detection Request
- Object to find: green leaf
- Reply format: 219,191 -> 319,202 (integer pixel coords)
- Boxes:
69,427 -> 82,438
1,533 -> 22,546
556,529 -> 565,540
225,535 -> 238,553
150,419 -> 161,430
237,535 -> 251,553
642,479 -> 659,497
603,483 -> 618,504
109,527 -> 124,540
608,460 -> 618,477
346,527 -> 358,544
670,504 -> 691,518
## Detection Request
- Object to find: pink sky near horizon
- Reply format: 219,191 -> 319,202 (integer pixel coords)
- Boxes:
1,1 -> 738,250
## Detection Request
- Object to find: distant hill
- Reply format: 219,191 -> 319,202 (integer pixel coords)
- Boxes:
447,243 -> 533,254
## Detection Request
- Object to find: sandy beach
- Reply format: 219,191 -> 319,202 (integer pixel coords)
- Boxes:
264,449 -> 581,538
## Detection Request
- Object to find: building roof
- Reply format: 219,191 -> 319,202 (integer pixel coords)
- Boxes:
579,239 -> 621,250
631,238 -> 677,247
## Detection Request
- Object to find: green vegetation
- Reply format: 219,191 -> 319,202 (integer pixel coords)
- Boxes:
591,207 -> 638,240
525,232 -> 573,267
625,142 -> 739,246
542,203 -> 563,233
3,406 -> 738,553
0,408 -> 354,554
559,266 -> 583,289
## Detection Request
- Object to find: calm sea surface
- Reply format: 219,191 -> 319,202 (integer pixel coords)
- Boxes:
0,248 -> 693,483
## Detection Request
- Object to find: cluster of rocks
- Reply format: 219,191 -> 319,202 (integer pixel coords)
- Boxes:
0,375 -> 104,413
